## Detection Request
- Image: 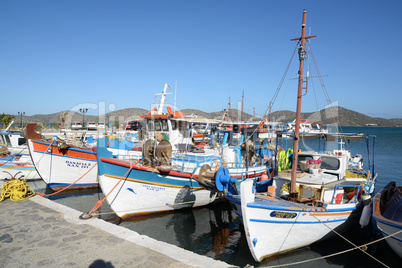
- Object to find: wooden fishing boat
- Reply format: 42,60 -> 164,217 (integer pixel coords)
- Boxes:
215,10 -> 378,262
372,181 -> 402,258
26,123 -> 99,190
26,123 -> 142,191
0,153 -> 40,180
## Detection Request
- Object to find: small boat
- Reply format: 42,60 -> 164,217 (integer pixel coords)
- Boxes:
26,123 -> 142,191
0,130 -> 28,154
26,123 -> 100,190
215,10 -> 378,262
0,153 -> 40,180
283,119 -> 328,139
372,181 -> 402,258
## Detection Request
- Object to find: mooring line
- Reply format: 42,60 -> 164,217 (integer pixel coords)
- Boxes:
267,229 -> 402,268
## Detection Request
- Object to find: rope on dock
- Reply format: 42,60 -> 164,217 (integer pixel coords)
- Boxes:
0,179 -> 35,202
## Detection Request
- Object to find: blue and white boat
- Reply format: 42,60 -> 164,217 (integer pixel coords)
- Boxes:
215,10 -> 378,262
0,153 -> 40,180
372,181 -> 402,258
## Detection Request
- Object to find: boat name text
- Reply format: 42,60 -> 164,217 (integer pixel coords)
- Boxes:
66,161 -> 92,168
270,211 -> 297,219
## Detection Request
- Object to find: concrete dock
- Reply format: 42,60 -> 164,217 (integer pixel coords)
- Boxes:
0,196 -> 232,267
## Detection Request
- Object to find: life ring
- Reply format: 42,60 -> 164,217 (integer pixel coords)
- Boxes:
167,106 -> 173,115
258,120 -> 265,129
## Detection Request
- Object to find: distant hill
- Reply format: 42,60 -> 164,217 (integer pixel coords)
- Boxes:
8,106 -> 402,127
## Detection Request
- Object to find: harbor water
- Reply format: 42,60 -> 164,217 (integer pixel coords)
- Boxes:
25,126 -> 402,267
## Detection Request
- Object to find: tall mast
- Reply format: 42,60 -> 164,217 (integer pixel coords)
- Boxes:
156,83 -> 171,114
289,10 -> 316,197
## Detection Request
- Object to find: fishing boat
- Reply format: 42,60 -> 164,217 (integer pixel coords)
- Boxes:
96,83 -> 273,219
0,153 -> 40,180
0,130 -> 28,154
26,123 -> 99,190
284,119 -> 328,138
214,10 -> 378,262
26,123 -> 142,191
372,181 -> 402,258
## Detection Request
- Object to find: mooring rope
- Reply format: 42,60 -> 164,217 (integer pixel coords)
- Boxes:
81,160 -> 140,219
267,229 -> 402,268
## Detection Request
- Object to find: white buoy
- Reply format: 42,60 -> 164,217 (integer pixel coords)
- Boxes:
359,204 -> 372,228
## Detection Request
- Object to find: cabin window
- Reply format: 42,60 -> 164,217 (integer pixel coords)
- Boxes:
148,121 -> 154,131
298,155 -> 340,171
155,120 -> 161,131
171,120 -> 177,130
161,120 -> 168,131
178,121 -> 187,131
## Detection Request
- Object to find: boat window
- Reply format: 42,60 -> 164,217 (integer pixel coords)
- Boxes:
231,134 -> 242,146
161,120 -> 168,131
155,120 -> 161,131
212,132 -> 225,144
148,121 -> 154,131
178,121 -> 187,131
171,120 -> 177,130
4,135 -> 11,146
298,155 -> 340,171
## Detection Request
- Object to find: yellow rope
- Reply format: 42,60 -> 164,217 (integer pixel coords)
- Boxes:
0,179 -> 35,202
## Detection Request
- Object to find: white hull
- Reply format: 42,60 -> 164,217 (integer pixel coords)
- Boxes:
0,154 -> 40,180
376,220 -> 402,258
240,179 -> 362,261
28,139 -> 98,190
99,173 -> 218,219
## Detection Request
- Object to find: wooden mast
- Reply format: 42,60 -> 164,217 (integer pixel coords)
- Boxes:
289,10 -> 316,197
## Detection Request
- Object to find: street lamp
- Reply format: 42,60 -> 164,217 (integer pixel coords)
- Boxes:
79,108 -> 88,128
18,112 -> 25,130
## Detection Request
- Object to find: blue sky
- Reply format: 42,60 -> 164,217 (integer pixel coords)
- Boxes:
1,0 -> 401,119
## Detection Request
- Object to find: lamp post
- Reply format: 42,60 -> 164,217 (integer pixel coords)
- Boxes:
79,108 -> 88,128
18,112 -> 25,131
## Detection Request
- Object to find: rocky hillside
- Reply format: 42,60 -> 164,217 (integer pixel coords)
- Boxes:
9,106 -> 402,127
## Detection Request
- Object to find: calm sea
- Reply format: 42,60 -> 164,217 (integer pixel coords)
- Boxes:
26,126 -> 402,267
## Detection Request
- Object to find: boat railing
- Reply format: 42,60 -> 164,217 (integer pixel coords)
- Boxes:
328,184 -> 361,204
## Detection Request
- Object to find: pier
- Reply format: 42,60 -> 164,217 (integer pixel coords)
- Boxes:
0,196 -> 231,267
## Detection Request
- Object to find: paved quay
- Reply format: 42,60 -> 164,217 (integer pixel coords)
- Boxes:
0,196 -> 233,268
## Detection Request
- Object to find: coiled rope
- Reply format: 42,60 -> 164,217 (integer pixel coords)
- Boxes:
0,179 -> 35,202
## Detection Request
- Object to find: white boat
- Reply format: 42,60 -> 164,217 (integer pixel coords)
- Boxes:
283,119 -> 328,138
0,130 -> 28,154
372,181 -> 402,258
0,153 -> 40,180
26,123 -> 142,191
215,10 -> 377,262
